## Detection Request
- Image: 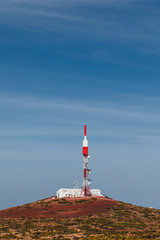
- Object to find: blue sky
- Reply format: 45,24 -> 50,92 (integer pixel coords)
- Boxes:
1,0 -> 160,210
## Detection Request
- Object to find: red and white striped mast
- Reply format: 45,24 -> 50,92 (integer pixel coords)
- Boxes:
80,125 -> 92,196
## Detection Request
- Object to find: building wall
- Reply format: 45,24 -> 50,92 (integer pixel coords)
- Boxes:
56,188 -> 102,198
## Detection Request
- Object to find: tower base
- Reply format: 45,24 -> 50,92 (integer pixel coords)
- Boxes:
80,186 -> 92,197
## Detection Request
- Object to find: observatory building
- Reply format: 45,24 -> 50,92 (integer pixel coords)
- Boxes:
56,125 -> 102,198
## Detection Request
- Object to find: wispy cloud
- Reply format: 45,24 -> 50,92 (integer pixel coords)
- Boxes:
1,92 -> 160,146
0,0 -> 159,55
0,92 -> 160,121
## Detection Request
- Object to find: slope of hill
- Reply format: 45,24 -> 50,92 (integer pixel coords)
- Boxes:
0,196 -> 160,239
0,196 -> 116,219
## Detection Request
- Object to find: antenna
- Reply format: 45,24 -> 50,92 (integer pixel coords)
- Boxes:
73,182 -> 78,189
80,125 -> 92,196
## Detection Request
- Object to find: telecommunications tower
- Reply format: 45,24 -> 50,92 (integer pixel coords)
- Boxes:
56,124 -> 102,198
80,125 -> 92,196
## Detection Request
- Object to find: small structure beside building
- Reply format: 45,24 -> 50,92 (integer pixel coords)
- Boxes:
56,188 -> 102,198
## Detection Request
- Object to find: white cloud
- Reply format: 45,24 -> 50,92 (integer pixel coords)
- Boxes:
0,0 -> 159,52
0,92 -> 160,122
0,92 -> 160,146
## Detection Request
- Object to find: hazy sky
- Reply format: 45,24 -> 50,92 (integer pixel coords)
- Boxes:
1,0 -> 160,210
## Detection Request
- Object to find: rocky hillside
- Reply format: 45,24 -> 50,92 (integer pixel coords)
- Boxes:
0,196 -> 160,239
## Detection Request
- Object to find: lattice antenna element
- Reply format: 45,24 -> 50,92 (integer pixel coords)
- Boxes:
80,125 -> 92,197
73,182 -> 79,189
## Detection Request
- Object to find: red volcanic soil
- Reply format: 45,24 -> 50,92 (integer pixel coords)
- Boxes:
0,196 -> 117,219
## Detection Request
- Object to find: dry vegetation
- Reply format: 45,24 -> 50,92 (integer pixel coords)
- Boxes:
1,197 -> 160,239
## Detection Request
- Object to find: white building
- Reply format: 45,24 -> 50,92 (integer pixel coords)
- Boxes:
56,188 -> 102,198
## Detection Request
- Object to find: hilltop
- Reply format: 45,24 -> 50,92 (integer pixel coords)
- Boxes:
0,196 -> 116,219
1,196 -> 160,239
